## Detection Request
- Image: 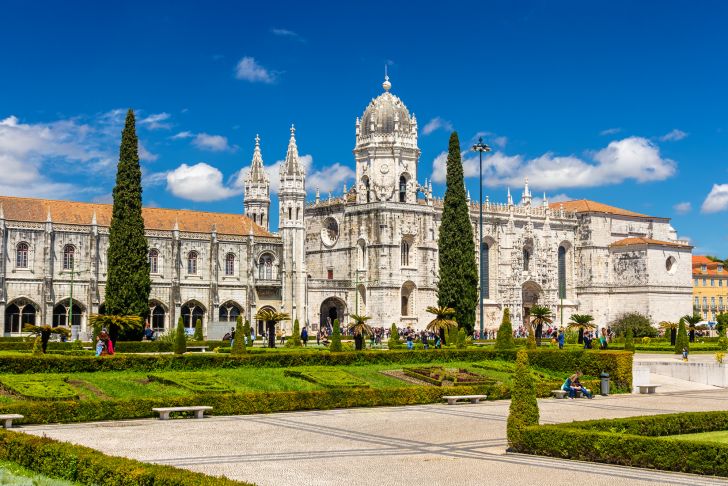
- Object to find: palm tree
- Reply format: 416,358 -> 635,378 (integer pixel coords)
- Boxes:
568,314 -> 596,345
348,314 -> 373,351
88,314 -> 144,346
659,321 -> 678,346
426,306 -> 458,345
529,305 -> 553,347
23,324 -> 71,354
255,309 -> 290,348
681,313 -> 702,343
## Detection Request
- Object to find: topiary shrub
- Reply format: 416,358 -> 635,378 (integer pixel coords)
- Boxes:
232,316 -> 245,356
173,317 -> 186,355
507,349 -> 539,450
456,328 -> 467,349
675,318 -> 689,354
243,320 -> 252,348
193,319 -> 203,341
330,319 -> 342,352
495,308 -> 515,350
610,312 -> 657,338
286,319 -> 302,347
526,323 -> 537,350
624,327 -> 635,351
388,323 -> 401,349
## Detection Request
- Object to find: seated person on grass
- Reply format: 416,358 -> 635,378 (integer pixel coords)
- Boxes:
562,371 -> 593,399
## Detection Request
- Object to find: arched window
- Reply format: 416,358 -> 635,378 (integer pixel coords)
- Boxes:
363,177 -> 371,203
357,240 -> 366,270
401,281 -> 416,316
481,242 -> 490,299
63,245 -> 75,270
258,253 -> 273,280
218,302 -> 242,322
522,248 -> 530,272
150,303 -> 165,332
16,242 -> 29,269
288,207 -> 292,221
558,246 -> 567,299
401,240 -> 410,267
4,301 -> 37,333
181,302 -> 204,328
148,249 -> 159,274
53,302 -> 82,328
187,251 -> 198,275
225,253 -> 235,276
399,176 -> 407,202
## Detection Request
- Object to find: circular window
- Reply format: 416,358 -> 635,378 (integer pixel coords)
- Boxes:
666,256 -> 677,274
320,217 -> 339,247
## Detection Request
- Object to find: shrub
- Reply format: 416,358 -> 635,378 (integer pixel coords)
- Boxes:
456,328 -> 467,349
330,319 -> 342,352
526,323 -> 537,350
286,319 -> 302,347
675,319 -> 689,354
610,312 -> 657,338
507,350 -> 539,450
243,320 -> 252,347
174,317 -> 186,355
388,323 -> 402,349
718,337 -> 728,351
716,352 -> 725,365
495,308 -> 515,350
231,317 -> 245,356
0,376 -> 78,401
193,319 -> 203,341
624,327 -> 634,351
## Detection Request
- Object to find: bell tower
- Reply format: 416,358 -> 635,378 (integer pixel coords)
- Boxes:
243,135 -> 270,230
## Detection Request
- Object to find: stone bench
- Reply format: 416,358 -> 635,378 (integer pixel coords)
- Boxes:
0,414 -> 23,428
637,385 -> 660,394
442,395 -> 487,405
185,346 -> 209,353
152,406 -> 212,420
551,390 -> 568,399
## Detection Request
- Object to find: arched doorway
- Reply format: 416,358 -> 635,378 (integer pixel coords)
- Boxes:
149,301 -> 166,333
521,281 -> 543,327
53,300 -> 83,328
181,301 -> 205,329
4,299 -> 38,334
320,297 -> 347,330
256,306 -> 275,337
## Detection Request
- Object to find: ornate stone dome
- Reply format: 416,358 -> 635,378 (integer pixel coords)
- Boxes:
359,76 -> 413,138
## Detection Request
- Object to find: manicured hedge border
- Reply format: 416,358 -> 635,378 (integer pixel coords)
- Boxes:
0,340 -> 229,353
0,430 -> 252,485
0,349 -> 632,389
516,410 -> 728,477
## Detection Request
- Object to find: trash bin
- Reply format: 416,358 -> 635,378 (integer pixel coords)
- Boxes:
600,372 -> 610,396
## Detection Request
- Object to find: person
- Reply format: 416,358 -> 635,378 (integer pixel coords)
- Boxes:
682,347 -> 689,362
421,330 -> 429,350
228,326 -> 235,348
599,328 -> 608,350
583,331 -> 592,349
558,329 -> 565,349
95,333 -> 106,356
143,322 -> 155,341
406,331 -> 414,350
301,326 -> 308,346
434,334 -> 441,349
562,371 -> 593,399
278,328 -> 285,346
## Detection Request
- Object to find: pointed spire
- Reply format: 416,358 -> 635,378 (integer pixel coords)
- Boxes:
542,192 -> 548,208
343,182 -> 347,194
382,65 -> 391,91
247,134 -> 268,183
282,124 -> 304,177
315,187 -> 320,203
521,177 -> 532,206
507,187 -> 513,206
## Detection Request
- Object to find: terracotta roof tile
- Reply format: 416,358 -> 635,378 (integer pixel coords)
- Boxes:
692,255 -> 727,276
548,199 -> 654,218
0,196 -> 273,237
609,237 -> 691,249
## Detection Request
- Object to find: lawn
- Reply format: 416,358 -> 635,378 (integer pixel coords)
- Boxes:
668,430 -> 728,444
0,460 -> 79,485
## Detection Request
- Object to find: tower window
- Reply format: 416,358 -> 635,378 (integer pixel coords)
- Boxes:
327,269 -> 334,280
63,245 -> 75,270
225,253 -> 235,276
148,249 -> 159,274
558,246 -> 567,299
522,248 -> 530,271
187,251 -> 198,275
258,254 -> 273,280
399,176 -> 407,202
16,242 -> 29,269
401,240 -> 410,267
288,207 -> 292,221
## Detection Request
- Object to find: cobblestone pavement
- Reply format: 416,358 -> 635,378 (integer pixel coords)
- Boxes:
23,389 -> 728,486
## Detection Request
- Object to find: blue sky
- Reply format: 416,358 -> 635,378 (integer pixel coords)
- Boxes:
1,1 -> 727,254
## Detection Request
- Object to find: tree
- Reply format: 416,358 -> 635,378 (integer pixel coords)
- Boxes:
174,317 -> 186,355
88,314 -> 143,347
456,328 -> 467,349
193,319 -> 203,341
506,350 -> 539,451
609,312 -> 657,338
529,305 -> 553,347
104,109 -> 151,339
330,319 -> 342,352
255,309 -> 290,348
243,320 -> 252,348
23,324 -> 70,354
624,327 -> 635,351
568,314 -> 596,344
675,318 -> 689,354
717,313 -> 728,338
495,308 -> 515,350
659,321 -> 678,346
425,306 -> 458,345
348,314 -> 372,351
526,323 -> 537,350
388,323 -> 401,349
681,313 -> 702,343
232,316 -> 245,355
286,319 -> 302,347
437,132 -> 478,333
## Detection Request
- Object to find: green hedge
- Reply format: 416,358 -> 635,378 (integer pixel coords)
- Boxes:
0,349 -> 632,389
516,410 -> 728,477
0,430 -> 251,485
0,340 -> 230,353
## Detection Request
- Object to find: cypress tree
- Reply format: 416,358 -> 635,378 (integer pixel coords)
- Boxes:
495,308 -> 515,350
287,319 -> 302,347
330,319 -> 342,352
174,317 -> 186,355
624,327 -> 635,351
675,319 -> 689,354
437,132 -> 478,333
105,110 -> 150,337
506,350 -> 539,450
193,319 -> 203,341
388,323 -> 401,349
526,322 -> 537,350
456,328 -> 467,349
243,320 -> 252,348
232,316 -> 245,355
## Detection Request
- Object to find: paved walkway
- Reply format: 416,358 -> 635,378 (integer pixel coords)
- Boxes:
23,390 -> 728,486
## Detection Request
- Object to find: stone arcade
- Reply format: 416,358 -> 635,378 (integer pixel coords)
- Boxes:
0,76 -> 693,337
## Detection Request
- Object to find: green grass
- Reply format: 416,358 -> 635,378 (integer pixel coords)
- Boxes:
284,367 -> 370,387
668,430 -> 728,444
0,460 -> 79,485
0,376 -> 78,400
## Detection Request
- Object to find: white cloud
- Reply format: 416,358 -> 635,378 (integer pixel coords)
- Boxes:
701,184 -> 728,213
192,133 -> 232,151
166,163 -> 240,202
138,142 -> 158,162
171,131 -> 193,140
549,193 -> 573,203
471,131 -> 507,148
600,127 -> 622,136
431,137 -> 676,190
660,129 -> 688,142
139,112 -> 171,130
492,136 -> 508,148
422,117 -> 453,136
235,57 -> 275,83
270,28 -> 304,42
673,201 -> 692,215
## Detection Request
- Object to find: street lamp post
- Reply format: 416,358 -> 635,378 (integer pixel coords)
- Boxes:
471,137 -> 491,338
61,259 -> 83,341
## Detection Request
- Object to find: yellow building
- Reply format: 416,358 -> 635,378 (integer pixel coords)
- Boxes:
693,255 -> 728,322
